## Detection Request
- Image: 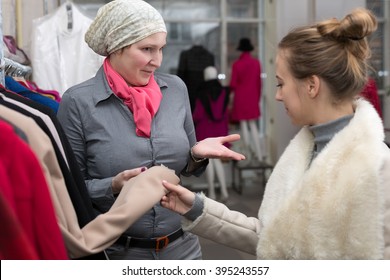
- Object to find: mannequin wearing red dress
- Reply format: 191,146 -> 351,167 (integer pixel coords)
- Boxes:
360,78 -> 383,119
230,38 -> 262,162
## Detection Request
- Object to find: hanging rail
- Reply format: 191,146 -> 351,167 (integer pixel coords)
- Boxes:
1,57 -> 32,79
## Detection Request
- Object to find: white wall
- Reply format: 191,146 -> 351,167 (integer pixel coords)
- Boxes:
316,0 -> 366,20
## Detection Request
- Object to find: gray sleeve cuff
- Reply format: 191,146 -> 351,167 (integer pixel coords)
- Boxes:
183,153 -> 209,176
183,192 -> 204,221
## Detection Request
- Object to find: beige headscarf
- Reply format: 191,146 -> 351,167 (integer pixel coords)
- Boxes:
85,0 -> 167,56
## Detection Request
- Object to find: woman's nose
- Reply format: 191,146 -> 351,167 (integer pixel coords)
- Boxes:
150,52 -> 162,67
275,90 -> 282,101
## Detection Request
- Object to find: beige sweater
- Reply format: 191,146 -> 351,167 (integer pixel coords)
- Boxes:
183,99 -> 390,259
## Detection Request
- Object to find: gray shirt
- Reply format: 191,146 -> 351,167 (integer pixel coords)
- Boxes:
57,67 -> 199,238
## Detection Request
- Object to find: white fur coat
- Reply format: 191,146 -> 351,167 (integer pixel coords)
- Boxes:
257,99 -> 387,259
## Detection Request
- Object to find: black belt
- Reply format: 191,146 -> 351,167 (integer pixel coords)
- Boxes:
115,228 -> 184,252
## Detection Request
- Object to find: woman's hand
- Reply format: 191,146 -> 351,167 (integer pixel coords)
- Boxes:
192,134 -> 245,161
111,167 -> 147,194
160,180 -> 196,215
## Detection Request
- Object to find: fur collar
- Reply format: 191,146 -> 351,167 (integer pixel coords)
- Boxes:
257,99 -> 385,259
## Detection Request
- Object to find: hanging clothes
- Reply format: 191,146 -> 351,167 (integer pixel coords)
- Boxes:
0,88 -> 180,259
4,76 -> 59,113
0,120 -> 68,260
229,52 -> 262,121
0,188 -> 38,259
0,86 -> 96,229
30,2 -> 104,95
192,79 -> 230,144
3,35 -> 31,65
360,78 -> 383,119
177,45 -> 215,111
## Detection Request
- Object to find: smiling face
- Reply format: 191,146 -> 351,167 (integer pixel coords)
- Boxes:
108,32 -> 167,87
275,49 -> 315,126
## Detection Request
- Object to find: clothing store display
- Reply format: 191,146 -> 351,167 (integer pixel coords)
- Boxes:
0,94 -> 100,229
177,45 -> 215,111
1,86 -> 180,259
3,35 -> 31,65
193,80 -> 230,142
22,80 -> 61,102
0,87 -> 96,228
0,94 -> 68,165
230,51 -> 261,121
0,120 -> 68,260
31,2 -> 104,95
85,0 -> 166,56
236,37 -> 254,51
5,76 -> 59,113
0,189 -> 38,260
360,78 -> 383,119
181,99 -> 390,259
230,43 -> 263,161
192,67 -> 230,201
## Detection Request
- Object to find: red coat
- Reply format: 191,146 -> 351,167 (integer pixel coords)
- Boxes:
229,52 -> 262,121
360,78 -> 383,119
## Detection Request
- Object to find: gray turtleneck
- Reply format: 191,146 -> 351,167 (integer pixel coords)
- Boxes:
309,114 -> 354,161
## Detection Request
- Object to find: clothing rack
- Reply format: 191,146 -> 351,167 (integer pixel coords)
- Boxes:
0,3 -> 4,86
3,58 -> 33,80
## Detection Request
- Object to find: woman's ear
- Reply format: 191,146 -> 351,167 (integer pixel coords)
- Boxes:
307,75 -> 320,98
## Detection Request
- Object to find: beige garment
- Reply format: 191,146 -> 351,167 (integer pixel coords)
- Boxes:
0,105 -> 179,258
183,193 -> 260,256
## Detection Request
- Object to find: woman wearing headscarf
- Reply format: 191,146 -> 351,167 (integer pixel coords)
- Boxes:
57,0 -> 244,260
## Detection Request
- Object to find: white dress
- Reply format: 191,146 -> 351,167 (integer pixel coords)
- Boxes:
30,2 -> 104,95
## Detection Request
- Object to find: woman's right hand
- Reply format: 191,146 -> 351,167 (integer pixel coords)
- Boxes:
111,167 -> 146,194
160,180 -> 195,215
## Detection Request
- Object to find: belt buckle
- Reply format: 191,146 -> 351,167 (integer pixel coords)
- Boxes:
155,236 -> 169,252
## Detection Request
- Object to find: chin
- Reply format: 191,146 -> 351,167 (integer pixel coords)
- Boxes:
132,80 -> 149,87
139,77 -> 151,86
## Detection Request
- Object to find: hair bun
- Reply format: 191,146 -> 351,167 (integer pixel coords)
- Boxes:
317,8 -> 377,42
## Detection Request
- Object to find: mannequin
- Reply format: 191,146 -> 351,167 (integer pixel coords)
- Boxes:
240,119 -> 263,162
192,66 -> 229,201
230,38 -> 263,162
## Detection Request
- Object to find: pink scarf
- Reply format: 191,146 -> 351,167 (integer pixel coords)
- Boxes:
103,58 -> 162,137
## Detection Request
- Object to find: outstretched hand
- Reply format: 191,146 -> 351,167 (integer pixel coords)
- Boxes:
160,180 -> 196,215
192,134 -> 245,161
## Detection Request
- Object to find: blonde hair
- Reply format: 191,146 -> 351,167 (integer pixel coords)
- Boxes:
278,8 -> 377,100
